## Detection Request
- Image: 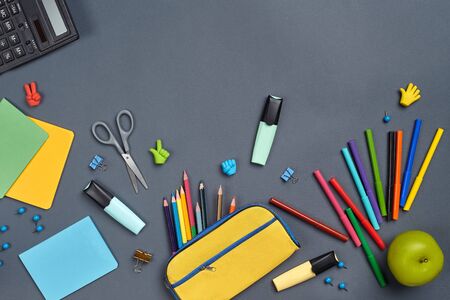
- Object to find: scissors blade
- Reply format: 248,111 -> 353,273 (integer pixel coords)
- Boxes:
126,164 -> 139,193
121,153 -> 149,189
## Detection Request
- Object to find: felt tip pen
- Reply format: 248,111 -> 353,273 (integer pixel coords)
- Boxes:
251,95 -> 283,166
83,180 -> 146,235
272,251 -> 339,291
400,119 -> 422,207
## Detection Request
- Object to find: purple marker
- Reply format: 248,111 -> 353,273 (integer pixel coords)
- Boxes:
348,140 -> 383,224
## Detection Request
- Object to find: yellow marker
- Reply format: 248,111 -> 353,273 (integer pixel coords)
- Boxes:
176,189 -> 187,244
180,186 -> 192,241
400,83 -> 421,107
403,128 -> 444,211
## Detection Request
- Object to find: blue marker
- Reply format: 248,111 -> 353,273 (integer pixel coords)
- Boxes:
400,119 -> 422,207
342,148 -> 379,230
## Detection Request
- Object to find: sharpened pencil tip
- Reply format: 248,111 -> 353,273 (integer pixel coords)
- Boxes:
199,181 -> 204,189
180,185 -> 185,193
196,202 -> 200,210
218,185 -> 222,194
163,198 -> 168,206
183,170 -> 188,179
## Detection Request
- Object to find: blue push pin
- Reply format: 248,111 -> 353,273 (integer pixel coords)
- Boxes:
281,167 -> 299,183
383,112 -> 391,123
1,242 -> 11,251
338,282 -> 348,291
17,207 -> 27,215
0,225 -> 8,233
35,225 -> 45,233
338,261 -> 348,269
324,276 -> 333,286
32,214 -> 41,223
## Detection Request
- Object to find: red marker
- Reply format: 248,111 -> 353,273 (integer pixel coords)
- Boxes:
329,177 -> 386,250
269,197 -> 349,242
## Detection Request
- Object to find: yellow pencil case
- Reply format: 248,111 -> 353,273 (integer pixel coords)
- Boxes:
165,204 -> 300,299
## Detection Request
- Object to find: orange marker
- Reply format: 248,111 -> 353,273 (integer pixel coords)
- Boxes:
229,196 -> 236,214
392,131 -> 403,220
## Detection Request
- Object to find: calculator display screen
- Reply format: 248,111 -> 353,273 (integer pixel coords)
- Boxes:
41,0 -> 67,36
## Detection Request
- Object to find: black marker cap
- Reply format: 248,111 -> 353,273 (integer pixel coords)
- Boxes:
260,95 -> 283,125
83,180 -> 113,209
310,251 -> 339,275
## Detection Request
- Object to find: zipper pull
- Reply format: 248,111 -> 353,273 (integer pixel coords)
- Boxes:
201,265 -> 216,272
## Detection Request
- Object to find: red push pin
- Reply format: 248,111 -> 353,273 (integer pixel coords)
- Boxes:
24,82 -> 42,107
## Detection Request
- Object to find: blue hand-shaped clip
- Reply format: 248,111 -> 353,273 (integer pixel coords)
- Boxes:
221,159 -> 237,176
281,167 -> 298,183
89,155 -> 107,171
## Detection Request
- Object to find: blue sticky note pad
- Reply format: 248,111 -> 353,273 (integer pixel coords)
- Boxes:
19,217 -> 118,300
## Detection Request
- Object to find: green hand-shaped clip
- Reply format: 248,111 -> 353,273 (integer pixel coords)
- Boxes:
149,139 -> 170,165
400,83 -> 421,107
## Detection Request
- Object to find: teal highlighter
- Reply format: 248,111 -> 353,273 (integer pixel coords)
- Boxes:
251,95 -> 283,166
341,148 -> 380,230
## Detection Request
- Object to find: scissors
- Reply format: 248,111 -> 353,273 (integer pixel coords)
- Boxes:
91,110 -> 148,193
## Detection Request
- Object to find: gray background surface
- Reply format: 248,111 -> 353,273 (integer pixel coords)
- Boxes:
1,1 -> 449,299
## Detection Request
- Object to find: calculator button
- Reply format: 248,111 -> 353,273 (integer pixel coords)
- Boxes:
2,49 -> 13,62
3,19 -> 13,32
0,7 -> 8,20
25,40 -> 34,53
8,32 -> 18,45
8,3 -> 17,15
0,38 -> 7,50
12,45 -> 24,58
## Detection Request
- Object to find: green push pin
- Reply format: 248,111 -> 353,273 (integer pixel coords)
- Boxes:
149,139 -> 170,165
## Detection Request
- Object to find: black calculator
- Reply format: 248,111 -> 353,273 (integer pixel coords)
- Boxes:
0,0 -> 78,74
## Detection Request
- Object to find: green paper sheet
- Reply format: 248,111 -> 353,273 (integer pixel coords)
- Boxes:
0,98 -> 48,197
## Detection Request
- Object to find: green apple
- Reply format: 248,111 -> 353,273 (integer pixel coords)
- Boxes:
387,230 -> 444,287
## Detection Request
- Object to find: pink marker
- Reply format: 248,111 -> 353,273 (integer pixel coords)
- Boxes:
313,170 -> 361,247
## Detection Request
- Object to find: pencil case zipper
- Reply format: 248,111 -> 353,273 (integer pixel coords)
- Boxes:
165,204 -> 300,296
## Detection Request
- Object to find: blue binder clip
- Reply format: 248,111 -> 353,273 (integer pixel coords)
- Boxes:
89,155 -> 107,171
281,167 -> 298,183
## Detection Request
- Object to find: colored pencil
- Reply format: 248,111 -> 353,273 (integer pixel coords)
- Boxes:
163,198 -> 178,254
313,170 -> 361,247
179,186 -> 192,240
269,197 -> 349,242
400,120 -> 422,207
341,147 -> 379,230
404,128 -> 444,211
229,196 -> 236,214
346,208 -> 387,288
392,131 -> 403,220
365,129 -> 387,216
387,132 -> 395,220
217,185 -> 223,221
199,181 -> 208,228
348,140 -> 383,224
329,177 -> 386,250
176,189 -> 187,244
195,202 -> 203,234
183,170 -> 197,238
171,194 -> 183,249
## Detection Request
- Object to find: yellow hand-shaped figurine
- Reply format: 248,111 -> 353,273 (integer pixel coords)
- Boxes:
400,83 -> 421,107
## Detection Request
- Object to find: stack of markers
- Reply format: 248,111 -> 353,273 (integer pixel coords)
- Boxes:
312,119 -> 444,287
162,171 -> 237,255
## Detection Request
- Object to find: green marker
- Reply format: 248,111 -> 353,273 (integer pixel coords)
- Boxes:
365,129 -> 387,216
346,208 -> 387,288
251,95 -> 283,166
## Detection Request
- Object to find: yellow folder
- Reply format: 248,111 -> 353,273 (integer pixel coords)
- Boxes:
6,118 -> 74,209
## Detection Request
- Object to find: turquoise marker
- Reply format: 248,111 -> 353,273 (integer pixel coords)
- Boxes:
171,193 -> 183,249
342,148 -> 380,230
